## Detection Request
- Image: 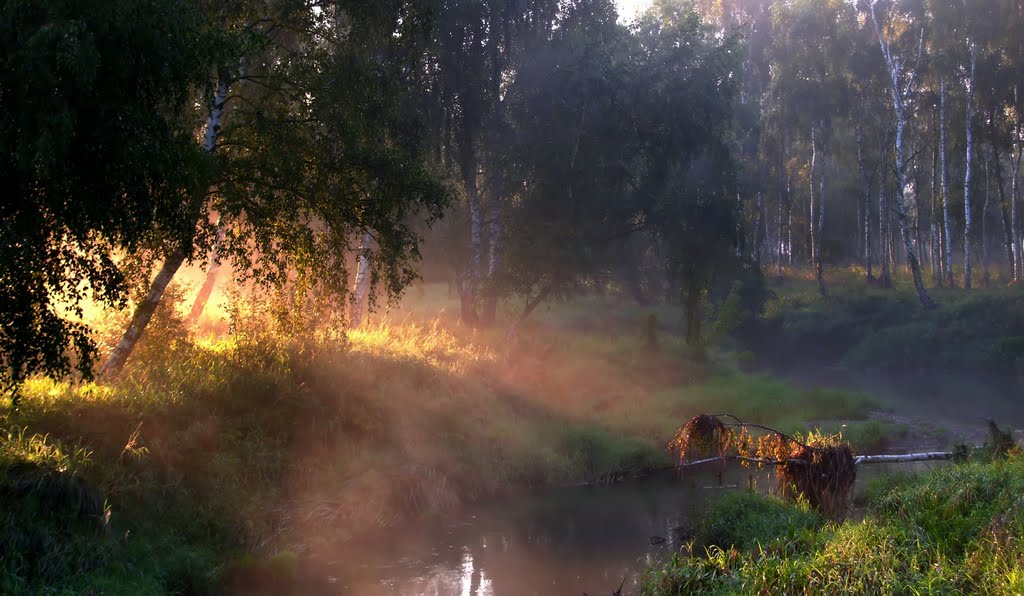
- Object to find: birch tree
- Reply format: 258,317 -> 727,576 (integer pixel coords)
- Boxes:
939,77 -> 954,288
865,0 -> 937,308
101,1 -> 452,375
0,0 -> 221,387
963,45 -> 977,289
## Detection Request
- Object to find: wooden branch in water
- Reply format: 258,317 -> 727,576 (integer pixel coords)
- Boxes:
675,455 -> 802,469
854,452 -> 956,465
572,450 -> 968,488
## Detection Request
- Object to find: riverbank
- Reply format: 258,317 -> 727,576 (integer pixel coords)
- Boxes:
0,285 -> 879,593
640,452 -> 1024,594
745,270 -> 1024,377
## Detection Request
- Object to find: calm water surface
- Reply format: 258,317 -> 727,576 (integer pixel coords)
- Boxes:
311,471 -> 746,595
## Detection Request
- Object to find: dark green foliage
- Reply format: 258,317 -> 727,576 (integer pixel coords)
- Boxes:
0,0 -> 222,386
753,286 -> 1024,372
693,490 -> 823,553
643,456 -> 1024,595
558,426 -> 670,478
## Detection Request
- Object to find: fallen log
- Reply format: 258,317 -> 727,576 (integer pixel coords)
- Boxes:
854,451 -> 957,465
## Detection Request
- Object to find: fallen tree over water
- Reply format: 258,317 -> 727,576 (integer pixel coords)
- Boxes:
660,414 -> 1013,518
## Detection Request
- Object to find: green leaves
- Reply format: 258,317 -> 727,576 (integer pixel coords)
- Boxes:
0,0 -> 223,386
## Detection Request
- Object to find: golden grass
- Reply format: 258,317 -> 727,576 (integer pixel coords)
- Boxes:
2,280 -> 878,584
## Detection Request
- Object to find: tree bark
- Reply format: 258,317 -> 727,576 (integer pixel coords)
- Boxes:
349,231 -> 373,328
787,172 -> 794,268
989,116 -> 1015,273
879,154 -> 892,287
857,122 -> 874,281
869,5 -> 935,307
186,219 -> 225,326
983,155 -> 991,285
100,74 -> 231,377
459,135 -> 482,326
964,47 -> 976,289
809,127 -> 818,268
1013,97 -> 1023,282
99,249 -> 188,377
815,129 -> 828,298
940,78 -> 955,288
505,278 -> 555,340
480,198 -> 502,325
854,452 -> 956,464
932,140 -> 942,287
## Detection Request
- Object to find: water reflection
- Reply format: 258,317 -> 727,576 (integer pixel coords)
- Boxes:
315,472 -> 749,595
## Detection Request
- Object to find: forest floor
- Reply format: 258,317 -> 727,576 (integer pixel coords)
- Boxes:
1,273 -> 1022,593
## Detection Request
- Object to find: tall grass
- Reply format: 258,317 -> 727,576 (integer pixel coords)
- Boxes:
1,282 -> 878,592
641,453 -> 1024,595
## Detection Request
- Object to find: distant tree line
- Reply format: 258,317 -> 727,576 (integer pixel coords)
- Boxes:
5,0 -> 1017,386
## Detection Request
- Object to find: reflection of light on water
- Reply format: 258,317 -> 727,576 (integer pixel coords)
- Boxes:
460,548 -> 472,596
458,546 -> 493,596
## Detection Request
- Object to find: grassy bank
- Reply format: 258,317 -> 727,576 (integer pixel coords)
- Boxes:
750,269 -> 1024,375
0,285 -> 878,593
641,454 -> 1024,594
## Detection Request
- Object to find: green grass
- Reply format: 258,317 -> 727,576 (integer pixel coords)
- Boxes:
756,269 -> 1024,373
690,490 -> 824,553
641,453 -> 1024,595
0,283 -> 891,592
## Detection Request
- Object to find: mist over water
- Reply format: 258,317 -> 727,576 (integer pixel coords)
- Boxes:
309,476 -> 714,595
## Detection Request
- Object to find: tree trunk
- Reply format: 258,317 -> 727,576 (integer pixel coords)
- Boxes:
857,123 -> 874,281
1013,100 -> 1023,283
809,127 -> 818,269
99,249 -> 188,377
869,6 -> 935,307
480,199 -> 502,325
754,191 -> 765,265
100,74 -> 231,377
505,279 -> 554,340
989,116 -> 1015,274
940,78 -> 955,288
349,231 -> 373,328
460,154 -> 483,325
879,162 -> 892,287
186,220 -> 225,327
963,47 -> 976,289
983,156 -> 991,286
931,140 -> 942,287
896,117 -> 936,306
777,180 -> 786,280
815,130 -> 828,298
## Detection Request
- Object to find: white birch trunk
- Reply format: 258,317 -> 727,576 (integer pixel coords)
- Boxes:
480,199 -> 502,325
809,127 -> 818,267
869,3 -> 936,308
964,47 -> 976,289
816,133 -> 828,298
1013,96 -> 1023,282
941,78 -> 954,288
855,452 -> 955,465
186,218 -> 225,326
349,231 -> 373,329
932,142 -> 942,286
787,174 -> 794,267
99,75 -> 231,377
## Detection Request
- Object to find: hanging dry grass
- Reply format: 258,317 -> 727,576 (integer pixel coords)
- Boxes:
669,415 -> 731,463
669,415 -> 857,518
778,434 -> 856,519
